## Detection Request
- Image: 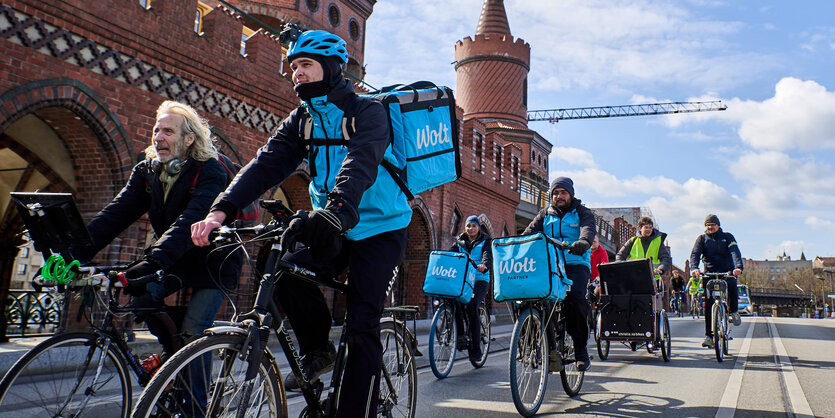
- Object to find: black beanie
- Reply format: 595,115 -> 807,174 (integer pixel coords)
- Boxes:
550,176 -> 575,197
704,214 -> 720,226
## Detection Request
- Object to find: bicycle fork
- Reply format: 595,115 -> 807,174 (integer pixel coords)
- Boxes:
57,336 -> 114,417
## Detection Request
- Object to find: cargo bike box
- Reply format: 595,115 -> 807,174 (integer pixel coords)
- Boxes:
491,233 -> 572,302
596,257 -> 672,361
423,251 -> 475,304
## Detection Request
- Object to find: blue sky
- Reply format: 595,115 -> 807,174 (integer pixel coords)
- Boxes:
363,0 -> 835,268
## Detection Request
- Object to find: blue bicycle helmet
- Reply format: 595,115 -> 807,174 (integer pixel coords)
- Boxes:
287,30 -> 348,64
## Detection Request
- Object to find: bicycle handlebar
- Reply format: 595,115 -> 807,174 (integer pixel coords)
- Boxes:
543,235 -> 571,250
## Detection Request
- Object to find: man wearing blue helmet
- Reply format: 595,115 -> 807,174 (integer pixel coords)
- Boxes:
192,28 -> 411,416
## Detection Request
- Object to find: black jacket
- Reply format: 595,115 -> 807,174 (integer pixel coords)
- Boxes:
689,228 -> 743,273
449,231 -> 493,270
212,78 -> 388,229
75,158 -> 242,289
615,228 -> 672,274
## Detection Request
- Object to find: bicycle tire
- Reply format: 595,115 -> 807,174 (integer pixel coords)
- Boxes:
379,320 -> 417,418
660,312 -> 671,362
508,307 -> 548,417
713,303 -> 724,362
0,331 -> 131,418
469,305 -> 491,368
131,333 -> 285,418
428,303 -> 456,379
596,313 -> 609,361
559,327 -> 584,397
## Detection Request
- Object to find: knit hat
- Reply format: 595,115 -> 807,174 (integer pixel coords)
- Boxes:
550,176 -> 575,197
704,214 -> 720,226
465,215 -> 480,227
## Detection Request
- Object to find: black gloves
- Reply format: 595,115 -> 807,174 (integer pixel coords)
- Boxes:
568,239 -> 590,256
282,195 -> 358,260
123,260 -> 161,296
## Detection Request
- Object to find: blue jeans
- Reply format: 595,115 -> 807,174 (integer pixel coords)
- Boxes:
140,284 -> 225,417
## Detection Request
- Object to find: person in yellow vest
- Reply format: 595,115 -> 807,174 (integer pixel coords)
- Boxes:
686,275 -> 703,318
615,216 -> 672,294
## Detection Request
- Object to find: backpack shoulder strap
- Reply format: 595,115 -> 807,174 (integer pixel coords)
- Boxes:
189,161 -> 205,194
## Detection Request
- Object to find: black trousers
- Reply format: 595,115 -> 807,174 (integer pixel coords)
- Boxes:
702,273 -> 738,337
276,227 -> 408,418
455,280 -> 489,353
564,264 -> 591,355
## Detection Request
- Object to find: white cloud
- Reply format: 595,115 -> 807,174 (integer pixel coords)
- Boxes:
553,147 -> 596,167
806,217 -> 835,231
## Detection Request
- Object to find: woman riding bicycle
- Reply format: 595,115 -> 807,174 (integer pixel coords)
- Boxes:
192,28 -> 411,417
449,215 -> 492,362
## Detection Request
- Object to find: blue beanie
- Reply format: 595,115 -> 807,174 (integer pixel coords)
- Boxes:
465,215 -> 480,227
550,176 -> 575,197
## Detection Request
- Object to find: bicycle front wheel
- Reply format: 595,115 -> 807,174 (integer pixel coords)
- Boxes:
508,307 -> 548,417
428,303 -> 456,379
712,303 -> 725,362
559,327 -> 584,397
132,333 -> 285,418
379,320 -> 416,418
469,304 -> 491,368
0,331 -> 131,418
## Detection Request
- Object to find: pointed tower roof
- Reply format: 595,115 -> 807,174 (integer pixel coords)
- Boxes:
475,0 -> 511,36
800,251 -> 806,260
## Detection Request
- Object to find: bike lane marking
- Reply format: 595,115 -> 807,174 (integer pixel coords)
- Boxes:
768,318 -> 814,418
715,316 -> 755,418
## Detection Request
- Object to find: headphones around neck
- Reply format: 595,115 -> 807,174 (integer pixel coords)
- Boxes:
151,158 -> 183,176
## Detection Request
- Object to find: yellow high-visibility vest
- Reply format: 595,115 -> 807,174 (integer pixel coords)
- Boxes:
628,235 -> 663,280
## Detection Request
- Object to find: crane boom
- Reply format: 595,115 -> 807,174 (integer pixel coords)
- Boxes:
527,100 -> 727,123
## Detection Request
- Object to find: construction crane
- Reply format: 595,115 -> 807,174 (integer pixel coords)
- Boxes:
527,100 -> 727,123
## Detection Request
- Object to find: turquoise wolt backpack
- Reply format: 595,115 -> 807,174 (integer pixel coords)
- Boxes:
300,81 -> 461,199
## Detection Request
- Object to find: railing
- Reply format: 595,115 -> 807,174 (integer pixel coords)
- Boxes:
4,290 -> 62,337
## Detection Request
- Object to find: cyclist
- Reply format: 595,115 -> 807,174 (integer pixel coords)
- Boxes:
615,216 -> 672,294
191,29 -> 410,417
72,100 -> 241,359
686,274 -> 702,318
523,176 -> 595,371
589,235 -> 608,299
689,214 -> 743,348
449,215 -> 492,362
670,270 -> 686,315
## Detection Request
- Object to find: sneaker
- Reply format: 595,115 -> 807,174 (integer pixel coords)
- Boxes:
284,342 -> 337,392
731,312 -> 742,326
548,348 -> 560,372
702,336 -> 715,348
576,348 -> 591,372
469,347 -> 483,363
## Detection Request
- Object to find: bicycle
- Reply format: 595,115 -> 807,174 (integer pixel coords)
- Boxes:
131,200 -> 419,417
587,279 -> 600,351
428,289 -> 491,379
507,241 -> 583,417
671,290 -> 686,318
703,272 -> 732,362
0,264 -> 175,418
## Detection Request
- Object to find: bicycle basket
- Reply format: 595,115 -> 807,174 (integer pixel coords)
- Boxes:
423,251 -> 475,303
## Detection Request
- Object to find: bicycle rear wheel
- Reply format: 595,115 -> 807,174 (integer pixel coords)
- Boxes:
428,303 -> 456,379
379,320 -> 416,418
595,312 -> 609,361
0,331 -> 131,418
469,304 -> 491,368
660,312 -> 671,362
559,328 -> 584,397
508,307 -> 548,417
132,333 -> 284,418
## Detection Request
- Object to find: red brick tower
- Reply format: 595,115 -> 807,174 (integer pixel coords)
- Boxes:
454,0 -> 530,124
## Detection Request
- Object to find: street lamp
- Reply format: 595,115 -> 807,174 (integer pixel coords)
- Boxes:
794,284 -> 807,318
818,276 -> 828,319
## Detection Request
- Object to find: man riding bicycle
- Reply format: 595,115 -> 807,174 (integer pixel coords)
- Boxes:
689,214 -> 743,348
522,176 -> 595,371
615,216 -> 672,294
72,100 -> 242,363
449,215 -> 492,362
192,28 -> 410,417
670,270 -> 686,314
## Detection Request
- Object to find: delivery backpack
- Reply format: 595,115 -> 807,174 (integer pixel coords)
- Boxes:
299,81 -> 461,200
190,153 -> 260,224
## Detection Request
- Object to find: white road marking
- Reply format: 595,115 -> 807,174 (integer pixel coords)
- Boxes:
715,316 -> 755,418
768,318 -> 814,418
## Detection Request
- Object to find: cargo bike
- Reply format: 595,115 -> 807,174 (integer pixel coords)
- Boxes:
491,233 -> 583,417
595,258 -> 672,362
